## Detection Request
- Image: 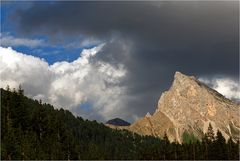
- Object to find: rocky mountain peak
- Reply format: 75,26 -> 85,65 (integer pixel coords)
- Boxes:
171,71 -> 198,91
174,71 -> 188,79
145,112 -> 151,118
129,72 -> 239,143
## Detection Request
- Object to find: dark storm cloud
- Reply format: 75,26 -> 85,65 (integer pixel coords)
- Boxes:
10,1 -> 239,120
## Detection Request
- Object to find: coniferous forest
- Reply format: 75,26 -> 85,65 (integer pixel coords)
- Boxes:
1,87 -> 239,160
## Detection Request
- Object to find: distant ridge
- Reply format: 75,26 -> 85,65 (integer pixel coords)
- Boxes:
106,118 -> 130,126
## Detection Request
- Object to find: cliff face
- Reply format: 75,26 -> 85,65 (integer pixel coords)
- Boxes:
126,72 -> 240,142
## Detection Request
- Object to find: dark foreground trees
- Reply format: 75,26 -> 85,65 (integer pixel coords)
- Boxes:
1,87 -> 239,160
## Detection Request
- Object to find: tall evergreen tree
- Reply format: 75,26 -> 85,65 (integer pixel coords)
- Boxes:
206,123 -> 215,142
213,130 -> 227,159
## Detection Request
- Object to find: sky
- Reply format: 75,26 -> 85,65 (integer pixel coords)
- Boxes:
0,1 -> 239,123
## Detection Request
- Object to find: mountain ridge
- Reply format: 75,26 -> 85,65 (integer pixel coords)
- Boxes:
106,118 -> 131,126
109,71 -> 240,143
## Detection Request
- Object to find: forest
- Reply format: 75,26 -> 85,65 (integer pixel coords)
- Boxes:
1,86 -> 239,160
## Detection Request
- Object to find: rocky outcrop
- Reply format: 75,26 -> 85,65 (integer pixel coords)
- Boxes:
108,71 -> 240,143
128,111 -> 175,140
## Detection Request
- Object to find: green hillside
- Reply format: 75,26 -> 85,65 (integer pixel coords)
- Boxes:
1,87 -> 239,160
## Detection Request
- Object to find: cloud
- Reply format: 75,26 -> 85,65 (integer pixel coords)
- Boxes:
2,1 -> 238,120
0,45 -> 238,123
199,77 -> 240,102
11,1 -> 238,89
1,34 -> 44,48
0,46 -> 129,121
64,37 -> 102,49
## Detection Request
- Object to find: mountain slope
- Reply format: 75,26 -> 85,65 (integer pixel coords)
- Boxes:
1,85 -> 239,160
126,72 -> 240,142
0,88 -> 161,160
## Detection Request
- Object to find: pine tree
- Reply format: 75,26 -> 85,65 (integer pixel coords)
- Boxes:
18,84 -> 24,96
213,130 -> 227,159
5,85 -> 10,91
163,132 -> 170,160
226,137 -> 239,160
206,123 -> 215,142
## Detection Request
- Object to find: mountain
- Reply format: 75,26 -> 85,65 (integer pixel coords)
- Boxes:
117,72 -> 240,143
106,118 -> 130,126
0,88 -> 165,159
1,84 -> 239,160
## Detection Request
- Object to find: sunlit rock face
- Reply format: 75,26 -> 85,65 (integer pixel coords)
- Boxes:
112,72 -> 240,143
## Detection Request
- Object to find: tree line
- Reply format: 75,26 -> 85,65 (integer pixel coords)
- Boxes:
1,86 -> 239,160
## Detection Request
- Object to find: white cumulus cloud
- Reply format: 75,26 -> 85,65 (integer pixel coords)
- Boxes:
1,34 -> 44,48
199,77 -> 240,102
0,45 -> 128,121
